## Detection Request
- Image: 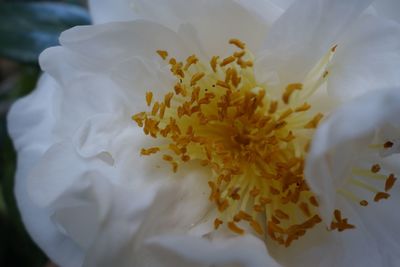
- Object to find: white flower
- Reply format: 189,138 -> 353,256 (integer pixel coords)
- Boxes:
7,0 -> 400,266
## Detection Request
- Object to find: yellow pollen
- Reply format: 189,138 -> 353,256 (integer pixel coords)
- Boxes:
133,39 -> 357,247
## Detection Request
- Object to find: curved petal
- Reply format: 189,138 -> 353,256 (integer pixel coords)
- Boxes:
257,0 -> 373,86
88,0 -> 137,24
372,0 -> 400,24
147,234 -> 281,267
327,14 -> 400,100
57,21 -> 190,66
268,208 -> 384,267
7,75 -> 84,267
305,88 -> 400,222
126,0 -> 268,56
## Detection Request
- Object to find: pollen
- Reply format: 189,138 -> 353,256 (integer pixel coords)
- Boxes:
132,39 -> 355,247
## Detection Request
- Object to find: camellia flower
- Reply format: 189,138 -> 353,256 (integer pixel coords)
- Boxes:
7,0 -> 400,266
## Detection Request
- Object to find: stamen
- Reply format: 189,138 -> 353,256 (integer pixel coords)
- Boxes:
133,39 -> 360,248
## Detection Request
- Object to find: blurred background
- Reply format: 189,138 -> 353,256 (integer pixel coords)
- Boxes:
0,0 -> 90,266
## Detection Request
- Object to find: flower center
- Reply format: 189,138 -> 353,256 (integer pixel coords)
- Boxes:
132,39 -> 351,247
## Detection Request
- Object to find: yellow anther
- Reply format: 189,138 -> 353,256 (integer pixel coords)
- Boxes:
220,56 -> 236,67
282,83 -> 303,104
146,91 -> 153,106
163,92 -> 174,108
140,147 -> 160,155
151,101 -> 160,116
385,174 -> 397,192
214,218 -> 223,229
275,209 -> 290,220
268,101 -> 278,114
371,164 -> 381,173
374,192 -> 390,202
156,50 -> 168,60
132,112 -> 146,127
210,56 -> 219,72
228,221 -> 245,235
234,50 -> 245,58
384,141 -> 394,148
229,38 -> 246,49
295,103 -> 311,112
216,80 -> 230,89
190,72 -> 205,86
162,154 -> 173,162
184,54 -> 199,70
304,113 -> 323,129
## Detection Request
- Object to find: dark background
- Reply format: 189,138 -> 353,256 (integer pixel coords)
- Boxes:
0,1 -> 89,266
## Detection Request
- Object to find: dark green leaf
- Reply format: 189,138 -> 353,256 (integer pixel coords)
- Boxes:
0,2 -> 90,63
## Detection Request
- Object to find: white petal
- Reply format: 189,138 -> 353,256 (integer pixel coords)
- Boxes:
7,74 -> 59,151
7,75 -> 84,267
88,0 -> 137,24
327,14 -> 400,100
129,0 -> 268,57
358,197 -> 400,265
147,234 -> 281,267
268,216 -> 383,267
50,171 -> 162,267
58,21 -> 190,63
305,88 -> 400,222
372,0 -> 400,23
257,0 -> 373,86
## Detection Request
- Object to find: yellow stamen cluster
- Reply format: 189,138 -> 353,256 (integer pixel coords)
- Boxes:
133,39 -> 351,247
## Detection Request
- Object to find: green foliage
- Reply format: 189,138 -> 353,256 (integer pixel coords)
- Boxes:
0,1 -> 90,63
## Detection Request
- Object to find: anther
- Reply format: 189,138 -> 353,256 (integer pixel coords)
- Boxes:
156,50 -> 168,60
282,83 -> 302,104
229,38 -> 246,49
374,192 -> 390,202
214,218 -> 223,229
370,164 -> 381,173
220,56 -> 236,67
385,174 -> 397,192
228,221 -> 245,235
